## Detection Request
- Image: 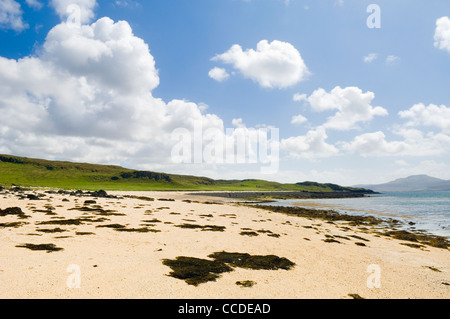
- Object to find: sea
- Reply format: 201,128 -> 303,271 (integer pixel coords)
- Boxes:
261,191 -> 450,238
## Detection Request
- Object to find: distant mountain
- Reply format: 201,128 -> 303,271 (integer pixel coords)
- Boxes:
355,175 -> 450,192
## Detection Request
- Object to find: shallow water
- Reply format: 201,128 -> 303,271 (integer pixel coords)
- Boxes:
262,191 -> 450,238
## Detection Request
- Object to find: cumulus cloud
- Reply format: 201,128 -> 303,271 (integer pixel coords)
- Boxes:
290,114 -> 307,125
434,16 -> 450,53
281,128 -> 339,159
50,0 -> 97,24
363,53 -> 378,63
0,0 -> 28,31
342,129 -> 450,157
212,40 -> 309,89
0,17 -> 224,168
303,86 -> 388,130
399,103 -> 450,133
208,67 -> 230,82
25,0 -> 43,10
342,131 -> 408,156
385,55 -> 400,65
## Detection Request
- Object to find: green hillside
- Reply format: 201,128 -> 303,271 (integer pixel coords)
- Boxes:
0,154 -> 367,192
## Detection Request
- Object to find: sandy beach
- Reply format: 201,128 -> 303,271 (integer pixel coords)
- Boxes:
0,188 -> 448,299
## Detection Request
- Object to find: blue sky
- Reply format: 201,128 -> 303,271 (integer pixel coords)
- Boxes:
0,0 -> 449,185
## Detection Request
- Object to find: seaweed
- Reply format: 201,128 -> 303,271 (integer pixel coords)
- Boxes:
75,231 -> 95,236
255,204 -> 389,226
16,243 -> 63,253
175,223 -> 226,232
162,256 -> 233,286
162,251 -> 295,286
348,293 -> 364,299
68,206 -> 123,216
36,218 -> 86,226
424,266 -> 441,272
323,238 -> 341,244
350,235 -> 370,242
236,280 -> 256,288
383,230 -> 448,249
208,252 -> 295,270
114,227 -> 161,233
96,223 -> 126,229
239,231 -> 259,237
0,221 -> 27,228
0,207 -> 30,219
36,228 -> 67,233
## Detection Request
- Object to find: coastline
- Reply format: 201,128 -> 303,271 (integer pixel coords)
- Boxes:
0,187 -> 448,299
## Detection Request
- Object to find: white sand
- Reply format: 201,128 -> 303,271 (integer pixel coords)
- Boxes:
0,189 -> 448,299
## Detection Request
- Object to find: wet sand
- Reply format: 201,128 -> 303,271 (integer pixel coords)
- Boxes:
0,188 -> 448,299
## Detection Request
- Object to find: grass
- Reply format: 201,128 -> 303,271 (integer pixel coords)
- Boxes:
0,154 -> 373,192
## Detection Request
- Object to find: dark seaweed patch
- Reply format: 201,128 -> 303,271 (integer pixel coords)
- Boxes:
236,280 -> 256,288
162,256 -> 233,286
0,207 -> 30,219
384,230 -> 448,249
0,221 -> 27,228
208,252 -> 295,270
36,218 -> 86,226
348,293 -> 364,299
96,223 -> 126,229
16,243 -> 63,253
175,223 -> 226,232
36,228 -> 67,233
239,231 -> 259,237
114,227 -> 161,233
163,251 -> 295,286
76,231 -> 95,236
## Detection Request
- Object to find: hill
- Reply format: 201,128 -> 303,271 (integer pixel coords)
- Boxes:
0,154 -> 372,193
355,175 -> 450,192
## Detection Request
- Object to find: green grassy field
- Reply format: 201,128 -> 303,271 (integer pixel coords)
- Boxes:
0,154 -> 365,192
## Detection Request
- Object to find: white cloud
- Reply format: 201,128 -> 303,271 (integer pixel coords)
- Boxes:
342,131 -> 408,156
304,86 -> 388,130
281,128 -> 339,159
363,53 -> 377,63
434,16 -> 450,53
292,93 -> 307,102
212,40 -> 309,89
342,128 -> 450,157
231,118 -> 245,128
399,103 -> 450,133
50,0 -> 97,24
291,114 -> 307,125
0,17 -> 224,168
0,0 -> 28,31
386,55 -> 400,65
26,0 -> 43,10
208,67 -> 230,82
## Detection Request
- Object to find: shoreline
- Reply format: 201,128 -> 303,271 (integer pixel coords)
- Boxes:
0,187 -> 449,298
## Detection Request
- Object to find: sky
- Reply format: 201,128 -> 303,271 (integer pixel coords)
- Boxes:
0,0 -> 449,186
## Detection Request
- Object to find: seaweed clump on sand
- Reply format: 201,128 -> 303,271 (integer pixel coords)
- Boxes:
383,230 -> 448,249
16,243 -> 63,253
162,256 -> 233,286
254,204 -> 387,226
208,252 -> 295,270
163,252 -> 295,286
0,207 -> 30,219
175,223 -> 226,232
236,280 -> 256,288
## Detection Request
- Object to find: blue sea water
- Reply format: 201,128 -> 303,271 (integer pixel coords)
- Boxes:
262,191 -> 450,238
